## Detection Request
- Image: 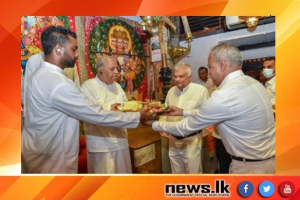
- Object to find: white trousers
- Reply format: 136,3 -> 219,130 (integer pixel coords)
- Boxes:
87,148 -> 132,174
169,133 -> 203,174
229,156 -> 275,174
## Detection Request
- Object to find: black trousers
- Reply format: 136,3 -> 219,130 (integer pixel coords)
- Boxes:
215,138 -> 232,174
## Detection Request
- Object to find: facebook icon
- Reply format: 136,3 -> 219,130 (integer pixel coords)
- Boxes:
244,184 -> 248,193
238,181 -> 254,197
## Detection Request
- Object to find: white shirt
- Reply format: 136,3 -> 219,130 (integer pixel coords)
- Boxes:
81,76 -> 129,152
265,76 -> 275,106
23,52 -> 45,116
161,83 -> 208,126
198,78 -> 216,95
153,70 -> 275,160
23,52 -> 78,115
22,62 -> 140,173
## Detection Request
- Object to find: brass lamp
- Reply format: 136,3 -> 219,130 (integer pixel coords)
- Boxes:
168,16 -> 192,59
140,22 -> 148,31
140,16 -> 153,32
239,16 -> 263,28
142,16 -> 153,27
140,16 -> 161,34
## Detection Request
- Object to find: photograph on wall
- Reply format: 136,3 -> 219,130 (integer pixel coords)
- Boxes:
150,36 -> 161,62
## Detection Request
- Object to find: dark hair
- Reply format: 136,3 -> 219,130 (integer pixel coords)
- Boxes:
198,66 -> 208,73
265,56 -> 275,61
41,26 -> 77,55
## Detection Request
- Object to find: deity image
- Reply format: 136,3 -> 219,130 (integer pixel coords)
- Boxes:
116,38 -> 124,54
88,18 -> 146,96
108,25 -> 132,54
110,37 -> 117,53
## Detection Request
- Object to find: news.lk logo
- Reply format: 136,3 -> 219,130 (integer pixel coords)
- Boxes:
165,180 -> 231,198
238,181 -> 254,197
259,181 -> 275,197
279,181 -> 295,198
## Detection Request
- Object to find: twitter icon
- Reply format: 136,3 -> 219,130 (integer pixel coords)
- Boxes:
264,185 -> 270,192
259,181 -> 275,197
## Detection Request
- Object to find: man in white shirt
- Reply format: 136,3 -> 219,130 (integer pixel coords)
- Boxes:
198,66 -> 216,95
262,57 -> 275,107
81,56 -> 132,174
148,43 -> 275,174
23,51 -> 78,117
160,62 -> 209,174
21,26 -> 151,174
